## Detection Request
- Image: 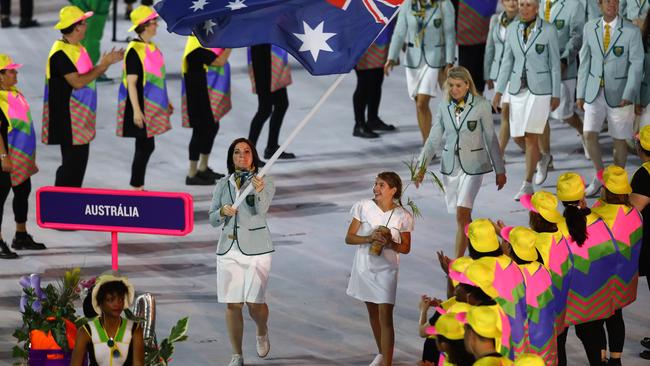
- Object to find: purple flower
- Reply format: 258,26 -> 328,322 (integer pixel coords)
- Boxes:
32,299 -> 42,313
19,275 -> 30,289
30,274 -> 44,299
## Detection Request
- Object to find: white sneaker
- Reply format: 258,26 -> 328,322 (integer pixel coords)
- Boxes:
369,353 -> 384,366
534,154 -> 553,185
514,181 -> 534,201
256,334 -> 270,358
228,354 -> 243,366
585,175 -> 603,198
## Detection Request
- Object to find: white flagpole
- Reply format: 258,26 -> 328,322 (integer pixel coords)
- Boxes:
231,72 -> 347,209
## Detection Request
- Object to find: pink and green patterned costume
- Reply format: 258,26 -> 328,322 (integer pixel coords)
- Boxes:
0,87 -> 38,186
117,41 -> 171,138
247,45 -> 292,93
42,41 -> 97,145
356,23 -> 394,70
181,35 -> 231,128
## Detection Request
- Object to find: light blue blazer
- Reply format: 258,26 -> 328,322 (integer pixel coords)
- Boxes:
209,174 -> 275,256
388,0 -> 456,68
484,12 -> 519,81
495,17 -> 562,97
576,17 -> 644,107
539,0 -> 585,80
418,93 -> 505,176
625,0 -> 649,21
580,0 -> 602,20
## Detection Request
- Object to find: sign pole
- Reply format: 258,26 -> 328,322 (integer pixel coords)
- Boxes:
111,232 -> 119,271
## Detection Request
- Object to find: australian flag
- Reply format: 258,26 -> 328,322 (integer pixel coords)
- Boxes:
155,0 -> 403,75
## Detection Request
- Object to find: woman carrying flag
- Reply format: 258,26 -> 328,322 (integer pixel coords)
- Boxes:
116,6 -> 172,190
0,54 -> 45,259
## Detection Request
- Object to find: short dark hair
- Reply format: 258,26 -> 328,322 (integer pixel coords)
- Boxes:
468,243 -> 503,260
528,211 -> 558,233
637,140 -> 650,157
95,281 -> 129,306
226,138 -> 261,174
60,21 -> 82,35
466,285 -> 497,306
437,336 -> 476,366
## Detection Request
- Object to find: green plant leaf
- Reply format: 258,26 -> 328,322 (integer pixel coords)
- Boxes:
12,345 -> 27,359
167,317 -> 189,343
428,171 -> 445,192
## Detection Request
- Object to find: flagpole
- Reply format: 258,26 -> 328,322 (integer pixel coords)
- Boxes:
231,73 -> 347,209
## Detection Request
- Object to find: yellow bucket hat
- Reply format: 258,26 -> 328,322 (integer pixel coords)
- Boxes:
129,6 -> 159,32
91,273 -> 135,315
466,219 -> 500,253
0,54 -> 22,71
449,256 -> 473,287
54,6 -> 93,30
514,354 -> 545,366
501,226 -> 538,262
466,305 -> 502,340
425,312 -> 466,340
464,258 -> 499,299
599,165 -> 632,195
520,191 -> 563,224
639,125 -> 650,151
557,172 -> 585,202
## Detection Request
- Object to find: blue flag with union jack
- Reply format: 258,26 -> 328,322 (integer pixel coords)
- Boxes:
155,0 -> 403,75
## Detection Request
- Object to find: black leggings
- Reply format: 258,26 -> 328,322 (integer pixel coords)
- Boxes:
55,144 -> 89,188
188,121 -> 219,161
248,87 -> 288,150
0,175 -> 30,226
130,137 -> 155,187
0,0 -> 33,19
353,68 -> 384,123
604,309 -> 625,353
575,319 -> 607,366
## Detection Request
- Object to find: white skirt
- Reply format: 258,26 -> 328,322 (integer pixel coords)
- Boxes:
405,64 -> 441,100
442,156 -> 484,214
346,245 -> 399,304
216,243 -> 272,303
509,90 -> 551,137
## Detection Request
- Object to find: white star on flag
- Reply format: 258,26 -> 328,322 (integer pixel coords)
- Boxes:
203,19 -> 217,35
292,21 -> 336,62
226,0 -> 247,10
190,0 -> 209,12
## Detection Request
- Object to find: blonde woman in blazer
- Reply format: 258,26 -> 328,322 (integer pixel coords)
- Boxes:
208,138 -> 275,366
415,66 -> 506,258
485,0 -> 519,154
385,0 -> 455,143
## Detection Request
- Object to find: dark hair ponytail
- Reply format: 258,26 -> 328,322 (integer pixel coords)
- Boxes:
561,201 -> 590,246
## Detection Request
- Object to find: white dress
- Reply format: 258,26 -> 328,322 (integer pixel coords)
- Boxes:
216,176 -> 272,304
346,199 -> 414,304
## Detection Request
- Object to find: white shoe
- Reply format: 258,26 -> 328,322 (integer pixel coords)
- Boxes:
534,154 -> 553,185
256,334 -> 270,358
514,181 -> 534,201
369,353 -> 384,366
228,354 -> 243,366
585,175 -> 603,198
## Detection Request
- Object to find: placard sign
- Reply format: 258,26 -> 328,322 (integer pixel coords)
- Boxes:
36,187 -> 193,270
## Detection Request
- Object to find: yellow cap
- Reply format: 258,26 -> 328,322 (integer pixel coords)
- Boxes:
514,354 -> 545,366
474,357 -> 513,366
0,54 -> 22,71
557,172 -> 585,202
601,165 -> 632,195
464,258 -> 499,299
449,256 -> 473,287
91,273 -> 135,316
467,219 -> 500,253
521,191 -> 563,224
639,125 -> 650,151
54,6 -> 93,30
426,312 -> 466,340
504,227 -> 538,262
129,6 -> 159,32
467,305 -> 502,340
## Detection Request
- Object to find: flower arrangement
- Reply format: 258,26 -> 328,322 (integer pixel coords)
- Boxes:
13,268 -> 87,360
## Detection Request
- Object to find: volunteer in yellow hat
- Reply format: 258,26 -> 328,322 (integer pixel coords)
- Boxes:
43,6 -> 123,189
631,125 -> 650,361
0,54 -> 46,258
426,312 -> 476,366
501,226 -> 539,262
70,273 -> 144,365
117,5 -> 172,191
463,306 -> 511,365
466,219 -> 502,257
591,164 -> 643,366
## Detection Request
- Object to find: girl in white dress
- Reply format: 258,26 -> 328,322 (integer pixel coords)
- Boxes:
345,172 -> 414,366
